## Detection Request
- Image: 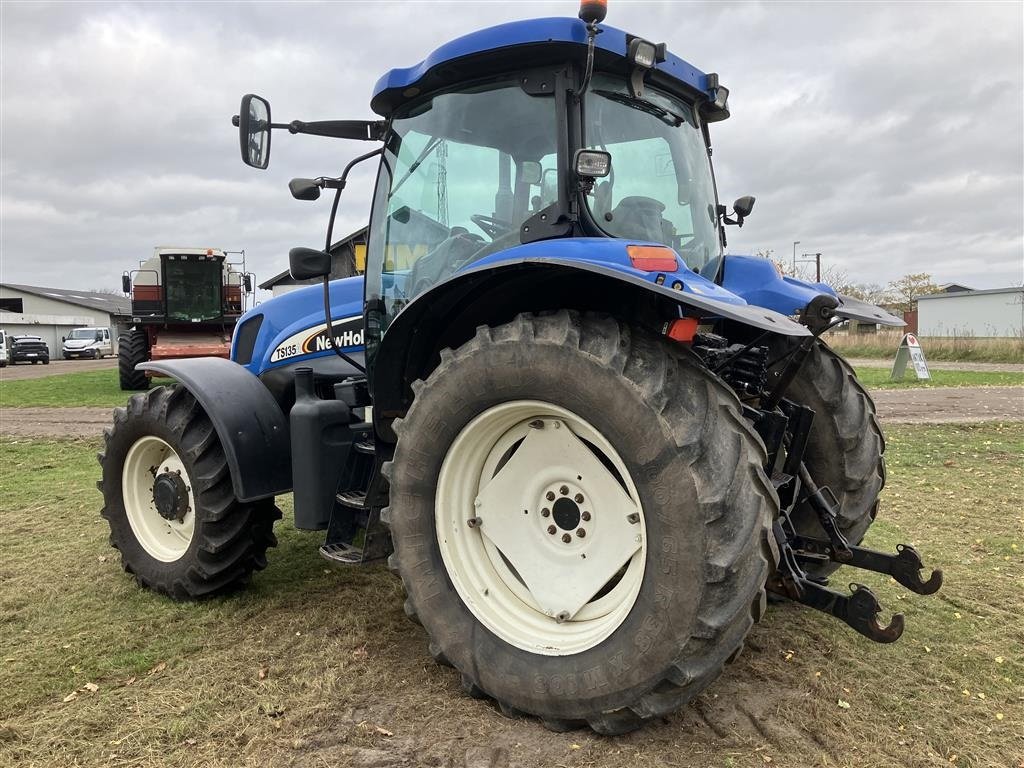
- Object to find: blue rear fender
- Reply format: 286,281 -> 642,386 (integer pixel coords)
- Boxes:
719,254 -> 836,318
720,254 -> 905,326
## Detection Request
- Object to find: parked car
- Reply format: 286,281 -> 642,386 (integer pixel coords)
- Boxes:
11,335 -> 50,365
62,327 -> 113,359
0,329 -> 11,367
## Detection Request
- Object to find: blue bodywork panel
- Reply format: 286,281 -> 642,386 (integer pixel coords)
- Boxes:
720,254 -> 837,318
233,276 -> 365,377
474,238 -> 746,305
234,243 -> 843,376
371,17 -> 712,116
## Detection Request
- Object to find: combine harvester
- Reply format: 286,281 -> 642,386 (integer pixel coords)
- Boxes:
99,1 -> 941,733
118,247 -> 253,390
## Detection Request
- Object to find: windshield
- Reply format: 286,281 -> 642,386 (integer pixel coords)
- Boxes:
584,75 -> 720,271
164,258 -> 222,321
68,329 -> 97,340
366,78 -> 559,329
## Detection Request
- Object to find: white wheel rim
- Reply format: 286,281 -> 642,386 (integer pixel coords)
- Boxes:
436,401 -> 647,656
122,436 -> 196,562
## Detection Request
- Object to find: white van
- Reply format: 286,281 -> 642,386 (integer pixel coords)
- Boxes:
0,329 -> 10,367
62,327 -> 114,360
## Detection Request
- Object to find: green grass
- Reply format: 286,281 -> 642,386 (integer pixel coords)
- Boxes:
854,367 -> 1024,389
1,424 -> 1022,767
0,369 -> 136,408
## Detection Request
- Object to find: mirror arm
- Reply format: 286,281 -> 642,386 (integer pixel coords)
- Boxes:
288,120 -> 387,141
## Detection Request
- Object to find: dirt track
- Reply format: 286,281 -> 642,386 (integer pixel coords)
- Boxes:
1,386 -> 1021,439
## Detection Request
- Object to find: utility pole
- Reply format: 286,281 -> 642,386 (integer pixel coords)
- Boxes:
792,241 -> 800,273
797,252 -> 823,282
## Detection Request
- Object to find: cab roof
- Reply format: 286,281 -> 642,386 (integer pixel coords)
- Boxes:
370,17 -> 714,118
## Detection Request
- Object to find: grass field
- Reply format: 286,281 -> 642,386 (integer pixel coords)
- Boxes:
2,366 -> 1021,410
825,331 -> 1024,365
853,368 -> 1024,389
1,423 -> 1021,767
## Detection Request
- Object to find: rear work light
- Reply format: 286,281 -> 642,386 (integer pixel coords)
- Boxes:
627,245 -> 678,272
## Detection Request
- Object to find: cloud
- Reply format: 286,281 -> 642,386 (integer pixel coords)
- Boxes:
1,0 -> 1021,296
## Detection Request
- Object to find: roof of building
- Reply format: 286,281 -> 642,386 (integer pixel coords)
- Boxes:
259,226 -> 367,290
938,282 -> 974,292
0,283 -> 131,316
918,286 -> 1024,300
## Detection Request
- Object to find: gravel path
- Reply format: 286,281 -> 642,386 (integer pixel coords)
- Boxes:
1,386 -> 1021,439
0,406 -> 114,438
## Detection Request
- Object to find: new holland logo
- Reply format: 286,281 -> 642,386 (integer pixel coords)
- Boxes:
270,316 -> 363,363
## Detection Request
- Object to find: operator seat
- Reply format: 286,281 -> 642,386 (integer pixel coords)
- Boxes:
607,196 -> 671,245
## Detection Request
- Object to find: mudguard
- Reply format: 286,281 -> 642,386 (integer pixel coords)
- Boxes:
835,293 -> 905,326
372,255 -> 810,417
139,358 -> 291,502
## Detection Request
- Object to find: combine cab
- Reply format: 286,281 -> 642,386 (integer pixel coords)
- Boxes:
118,247 -> 253,390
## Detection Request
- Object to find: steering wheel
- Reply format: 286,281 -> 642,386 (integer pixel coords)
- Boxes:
470,213 -> 515,240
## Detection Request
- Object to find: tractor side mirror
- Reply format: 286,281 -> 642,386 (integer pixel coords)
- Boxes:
733,196 -> 755,219
289,178 -> 321,201
121,274 -> 131,294
235,94 -> 272,169
243,274 -> 253,293
289,247 -> 332,280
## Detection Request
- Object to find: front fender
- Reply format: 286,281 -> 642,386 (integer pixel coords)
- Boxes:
372,256 -> 809,420
139,358 -> 291,502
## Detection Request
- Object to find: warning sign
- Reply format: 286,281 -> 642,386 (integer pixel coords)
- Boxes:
890,333 -> 931,380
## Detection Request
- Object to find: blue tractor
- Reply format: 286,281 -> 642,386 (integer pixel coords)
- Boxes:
99,2 -> 941,734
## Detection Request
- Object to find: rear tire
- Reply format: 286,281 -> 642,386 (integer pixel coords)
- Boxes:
385,312 -> 778,734
98,385 -> 281,599
119,329 -> 150,391
770,340 -> 885,577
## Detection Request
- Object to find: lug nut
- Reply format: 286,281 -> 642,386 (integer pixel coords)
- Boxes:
574,493 -> 584,504
576,528 -> 586,538
541,508 -> 550,517
559,485 -> 569,496
562,533 -> 572,543
555,610 -> 570,623
529,419 -> 544,429
547,525 -> 557,535
467,517 -> 482,528
546,491 -> 555,501
581,511 -> 591,521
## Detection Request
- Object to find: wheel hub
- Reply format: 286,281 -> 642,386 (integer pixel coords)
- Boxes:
551,497 -> 581,531
153,470 -> 189,522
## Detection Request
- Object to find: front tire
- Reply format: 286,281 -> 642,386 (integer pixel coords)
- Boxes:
118,329 -> 150,391
98,385 -> 281,599
385,312 -> 778,734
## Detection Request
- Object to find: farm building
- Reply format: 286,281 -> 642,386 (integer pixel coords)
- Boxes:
260,228 -> 367,297
917,286 -> 1024,338
0,283 -> 131,354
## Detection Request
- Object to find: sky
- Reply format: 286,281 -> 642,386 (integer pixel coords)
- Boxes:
1,0 -> 1022,300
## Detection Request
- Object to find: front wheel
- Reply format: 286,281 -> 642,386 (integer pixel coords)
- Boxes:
118,329 -> 150,391
385,312 -> 778,734
98,385 -> 281,599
